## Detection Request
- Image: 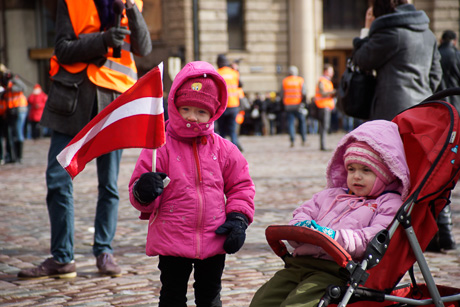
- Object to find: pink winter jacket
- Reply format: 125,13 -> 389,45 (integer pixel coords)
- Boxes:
289,120 -> 411,260
129,61 -> 255,260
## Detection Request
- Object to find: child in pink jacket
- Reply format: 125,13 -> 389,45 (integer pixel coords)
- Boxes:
250,120 -> 410,307
129,61 -> 255,306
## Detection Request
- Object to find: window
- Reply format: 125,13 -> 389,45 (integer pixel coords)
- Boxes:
227,0 -> 244,50
323,0 -> 369,30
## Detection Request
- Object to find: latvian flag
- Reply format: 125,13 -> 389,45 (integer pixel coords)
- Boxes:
57,62 -> 166,179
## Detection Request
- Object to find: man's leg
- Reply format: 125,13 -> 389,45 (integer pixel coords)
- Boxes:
287,111 -> 295,146
319,108 -> 331,151
93,149 -> 122,256
227,107 -> 243,150
217,111 -> 230,139
296,110 -> 307,144
18,130 -> 77,279
93,149 -> 122,276
46,131 -> 75,263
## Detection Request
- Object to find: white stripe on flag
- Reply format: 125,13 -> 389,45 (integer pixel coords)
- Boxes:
57,97 -> 164,168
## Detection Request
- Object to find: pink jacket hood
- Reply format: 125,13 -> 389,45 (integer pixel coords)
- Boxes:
289,120 -> 410,260
326,120 -> 410,200
167,61 -> 228,140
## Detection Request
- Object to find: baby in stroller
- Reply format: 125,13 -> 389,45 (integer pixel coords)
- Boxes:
250,120 -> 411,307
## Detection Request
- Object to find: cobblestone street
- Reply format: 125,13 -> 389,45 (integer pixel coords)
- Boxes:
1,133 -> 460,306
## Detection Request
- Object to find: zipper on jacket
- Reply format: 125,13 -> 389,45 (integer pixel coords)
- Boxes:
193,141 -> 204,259
149,208 -> 159,227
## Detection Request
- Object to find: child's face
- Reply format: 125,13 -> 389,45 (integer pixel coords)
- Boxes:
346,163 -> 377,196
178,105 -> 211,123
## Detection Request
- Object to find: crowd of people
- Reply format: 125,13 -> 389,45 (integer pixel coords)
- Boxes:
0,66 -> 48,165
4,0 -> 460,305
234,88 -> 356,145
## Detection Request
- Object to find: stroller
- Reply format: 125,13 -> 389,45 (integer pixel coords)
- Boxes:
265,88 -> 460,307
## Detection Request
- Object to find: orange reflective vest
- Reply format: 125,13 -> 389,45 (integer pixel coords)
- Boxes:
3,81 -> 28,109
282,75 -> 304,106
315,76 -> 335,109
4,92 -> 27,109
49,0 -> 143,93
217,66 -> 240,108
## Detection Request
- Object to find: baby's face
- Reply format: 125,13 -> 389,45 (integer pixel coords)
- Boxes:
178,105 -> 211,123
346,163 -> 377,196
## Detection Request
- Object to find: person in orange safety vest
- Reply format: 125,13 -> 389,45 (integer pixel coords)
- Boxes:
18,0 -> 152,280
314,63 -> 336,151
216,54 -> 244,152
282,65 -> 307,147
1,73 -> 27,164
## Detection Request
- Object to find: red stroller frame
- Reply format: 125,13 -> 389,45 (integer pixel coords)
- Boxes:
266,90 -> 460,307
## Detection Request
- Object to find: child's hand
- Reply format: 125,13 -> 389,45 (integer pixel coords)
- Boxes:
294,220 -> 312,227
215,212 -> 249,254
311,220 -> 336,239
133,172 -> 168,204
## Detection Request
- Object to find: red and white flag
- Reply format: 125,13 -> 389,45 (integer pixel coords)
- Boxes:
57,62 -> 166,179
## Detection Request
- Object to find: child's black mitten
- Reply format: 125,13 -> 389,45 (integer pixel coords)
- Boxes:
215,212 -> 249,254
133,172 -> 167,204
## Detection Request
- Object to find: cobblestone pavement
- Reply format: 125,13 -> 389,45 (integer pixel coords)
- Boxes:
1,133 -> 460,306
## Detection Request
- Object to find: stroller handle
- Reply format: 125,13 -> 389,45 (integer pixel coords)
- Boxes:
422,87 -> 460,103
265,225 -> 353,268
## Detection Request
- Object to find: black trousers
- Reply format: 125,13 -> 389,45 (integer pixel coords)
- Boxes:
158,254 -> 226,307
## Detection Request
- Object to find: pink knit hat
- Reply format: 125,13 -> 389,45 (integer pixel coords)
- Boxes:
175,76 -> 220,116
344,141 -> 395,185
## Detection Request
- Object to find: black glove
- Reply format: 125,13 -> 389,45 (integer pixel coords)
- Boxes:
133,172 -> 167,204
215,212 -> 249,254
103,27 -> 131,48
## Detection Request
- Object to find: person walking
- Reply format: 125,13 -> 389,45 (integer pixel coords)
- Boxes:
129,61 -> 255,306
352,0 -> 442,121
18,0 -> 152,279
27,84 -> 47,140
2,73 -> 28,163
282,65 -> 306,147
314,64 -> 336,151
216,54 -> 244,151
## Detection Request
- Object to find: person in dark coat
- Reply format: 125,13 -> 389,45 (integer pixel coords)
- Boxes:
352,0 -> 442,121
426,30 -> 460,252
437,30 -> 460,111
18,0 -> 152,279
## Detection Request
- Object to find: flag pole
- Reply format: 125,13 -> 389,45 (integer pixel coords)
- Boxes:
152,61 -> 170,187
152,149 -> 157,172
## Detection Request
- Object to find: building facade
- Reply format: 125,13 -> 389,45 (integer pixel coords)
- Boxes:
1,0 -> 459,100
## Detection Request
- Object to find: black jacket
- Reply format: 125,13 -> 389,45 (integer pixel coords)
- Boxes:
438,41 -> 460,111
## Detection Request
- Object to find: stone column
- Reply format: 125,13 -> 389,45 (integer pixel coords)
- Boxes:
288,0 -> 321,98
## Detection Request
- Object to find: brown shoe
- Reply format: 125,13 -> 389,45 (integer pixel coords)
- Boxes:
96,253 -> 122,277
18,257 -> 77,280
